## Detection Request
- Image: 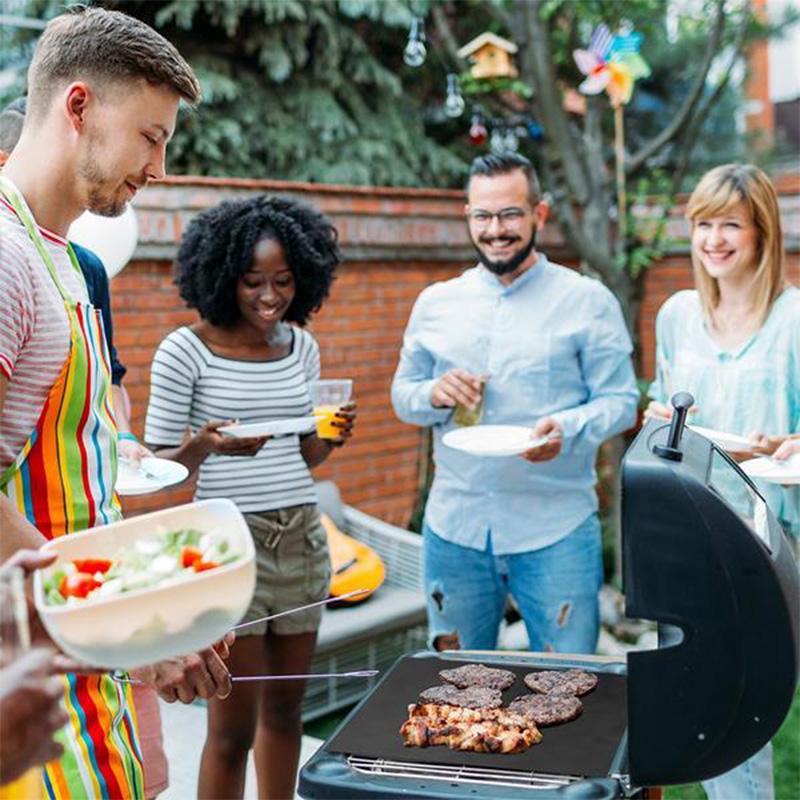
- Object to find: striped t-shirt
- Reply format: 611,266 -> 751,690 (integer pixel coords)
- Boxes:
0,198 -> 88,472
144,325 -> 321,512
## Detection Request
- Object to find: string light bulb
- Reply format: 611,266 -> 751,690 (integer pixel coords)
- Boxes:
403,17 -> 426,67
526,120 -> 544,141
469,111 -> 488,146
443,74 -> 465,118
489,127 -> 505,153
503,127 -> 519,152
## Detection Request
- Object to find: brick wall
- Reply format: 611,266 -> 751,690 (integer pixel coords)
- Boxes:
117,175 -> 800,525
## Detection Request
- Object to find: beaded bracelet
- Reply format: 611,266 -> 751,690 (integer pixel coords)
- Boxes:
117,431 -> 139,443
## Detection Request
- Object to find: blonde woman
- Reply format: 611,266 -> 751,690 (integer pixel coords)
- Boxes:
646,163 -> 799,800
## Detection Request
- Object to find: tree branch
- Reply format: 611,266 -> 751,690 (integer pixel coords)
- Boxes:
520,0 -> 590,205
429,2 -> 469,72
482,0 -> 515,34
666,11 -> 749,197
540,155 -> 616,279
582,96 -> 606,185
626,0 -> 726,175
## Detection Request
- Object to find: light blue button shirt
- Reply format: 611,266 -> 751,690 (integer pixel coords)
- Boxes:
649,286 -> 800,537
391,256 -> 639,555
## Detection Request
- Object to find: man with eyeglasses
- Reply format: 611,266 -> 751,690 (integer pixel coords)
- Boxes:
391,151 -> 638,654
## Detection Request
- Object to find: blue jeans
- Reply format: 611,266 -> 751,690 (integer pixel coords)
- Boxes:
423,513 -> 603,653
702,745 -> 774,800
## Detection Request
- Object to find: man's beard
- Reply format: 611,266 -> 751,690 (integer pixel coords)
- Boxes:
77,131 -> 127,218
473,228 -> 537,276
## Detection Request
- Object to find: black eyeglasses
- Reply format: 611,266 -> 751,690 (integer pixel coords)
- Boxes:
467,207 -> 528,227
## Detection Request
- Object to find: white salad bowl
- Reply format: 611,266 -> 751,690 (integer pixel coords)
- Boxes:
33,499 -> 256,670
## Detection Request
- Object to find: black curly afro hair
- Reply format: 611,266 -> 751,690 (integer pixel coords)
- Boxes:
175,195 -> 341,327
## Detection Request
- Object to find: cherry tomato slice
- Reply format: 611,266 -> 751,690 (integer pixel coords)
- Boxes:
72,558 -> 112,574
193,560 -> 221,573
60,572 -> 102,598
181,546 -> 203,569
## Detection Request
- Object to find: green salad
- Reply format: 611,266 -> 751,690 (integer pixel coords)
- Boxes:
44,529 -> 240,607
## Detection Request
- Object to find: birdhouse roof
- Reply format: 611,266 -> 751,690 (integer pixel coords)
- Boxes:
457,32 -> 518,59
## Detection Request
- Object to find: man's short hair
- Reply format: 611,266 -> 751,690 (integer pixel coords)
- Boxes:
0,97 -> 26,153
26,5 -> 200,122
468,152 -> 542,205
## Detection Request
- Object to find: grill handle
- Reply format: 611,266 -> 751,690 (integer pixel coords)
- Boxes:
653,392 -> 694,462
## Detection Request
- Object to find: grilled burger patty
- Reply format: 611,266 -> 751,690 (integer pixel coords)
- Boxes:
523,669 -> 598,697
419,684 -> 503,709
438,663 -> 516,691
508,692 -> 583,726
401,703 -> 543,754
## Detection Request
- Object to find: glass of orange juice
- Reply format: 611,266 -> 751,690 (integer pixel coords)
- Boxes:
311,379 -> 353,440
0,568 -> 43,800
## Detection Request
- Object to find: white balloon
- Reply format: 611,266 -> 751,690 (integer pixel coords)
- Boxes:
68,206 -> 139,279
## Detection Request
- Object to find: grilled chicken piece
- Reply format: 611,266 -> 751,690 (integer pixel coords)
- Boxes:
400,702 -> 542,754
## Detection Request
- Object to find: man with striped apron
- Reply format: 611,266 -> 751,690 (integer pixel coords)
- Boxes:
0,177 -> 143,798
0,7 -> 227,799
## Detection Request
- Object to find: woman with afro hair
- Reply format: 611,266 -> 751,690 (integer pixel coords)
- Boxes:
144,195 -> 356,799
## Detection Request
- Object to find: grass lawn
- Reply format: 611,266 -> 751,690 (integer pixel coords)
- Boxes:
307,687 -> 800,799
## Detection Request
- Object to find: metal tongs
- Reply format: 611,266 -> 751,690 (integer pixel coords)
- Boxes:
112,588 -> 379,684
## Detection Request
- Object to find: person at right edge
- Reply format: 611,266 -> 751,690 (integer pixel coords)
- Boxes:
646,163 -> 799,800
391,152 -> 639,655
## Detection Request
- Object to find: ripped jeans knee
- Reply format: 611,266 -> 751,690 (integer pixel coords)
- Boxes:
426,581 -> 461,651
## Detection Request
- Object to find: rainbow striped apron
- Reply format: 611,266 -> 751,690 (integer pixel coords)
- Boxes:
0,177 -> 144,799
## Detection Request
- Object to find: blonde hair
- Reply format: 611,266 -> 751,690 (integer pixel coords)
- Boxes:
686,163 -> 785,327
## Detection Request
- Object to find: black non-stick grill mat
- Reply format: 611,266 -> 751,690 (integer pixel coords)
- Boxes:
326,655 -> 628,778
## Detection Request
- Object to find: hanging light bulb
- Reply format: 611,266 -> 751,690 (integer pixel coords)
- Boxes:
443,74 -> 465,118
489,126 -> 505,153
403,17 -> 426,67
525,119 -> 544,141
469,112 -> 488,146
503,127 -> 519,152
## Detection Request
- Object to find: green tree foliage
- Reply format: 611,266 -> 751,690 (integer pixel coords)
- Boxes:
129,0 -> 472,185
3,0 -> 467,186
121,0 -> 469,185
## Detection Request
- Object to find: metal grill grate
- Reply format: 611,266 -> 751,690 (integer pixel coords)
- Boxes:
347,755 -> 583,790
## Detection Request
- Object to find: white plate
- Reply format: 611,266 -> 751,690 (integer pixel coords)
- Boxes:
218,416 -> 318,438
740,454 -> 800,485
33,499 -> 256,669
688,425 -> 754,453
442,425 -> 546,457
116,457 -> 189,496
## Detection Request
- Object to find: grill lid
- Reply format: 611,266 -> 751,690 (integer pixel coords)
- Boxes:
622,399 -> 800,786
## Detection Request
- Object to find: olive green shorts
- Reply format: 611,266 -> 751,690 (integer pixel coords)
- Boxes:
238,503 -> 331,637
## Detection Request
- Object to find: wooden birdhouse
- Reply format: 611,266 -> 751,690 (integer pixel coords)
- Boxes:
457,32 -> 518,80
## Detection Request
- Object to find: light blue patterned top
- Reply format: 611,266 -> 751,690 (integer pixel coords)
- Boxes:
649,285 -> 800,536
391,256 -> 639,555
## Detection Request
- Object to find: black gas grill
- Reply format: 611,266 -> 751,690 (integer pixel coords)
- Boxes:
300,395 -> 800,799
304,650 -> 631,798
